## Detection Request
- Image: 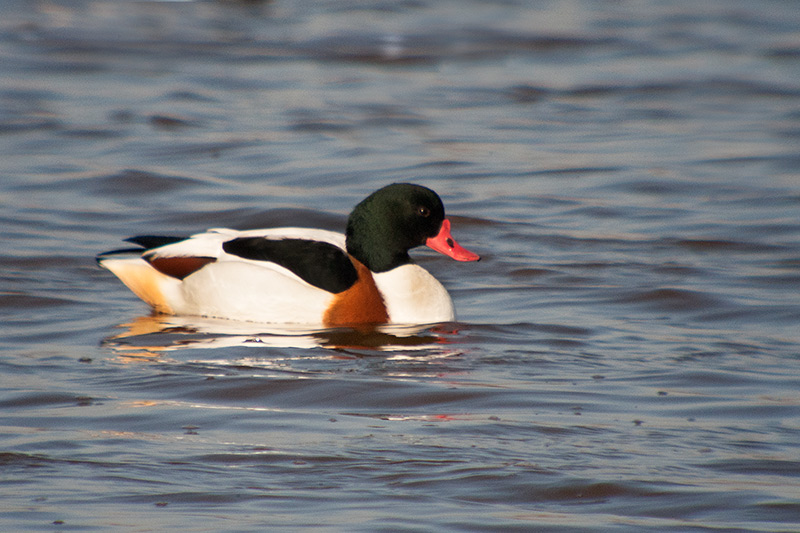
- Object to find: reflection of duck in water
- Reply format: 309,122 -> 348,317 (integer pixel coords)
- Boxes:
97,184 -> 479,326
103,315 -> 455,356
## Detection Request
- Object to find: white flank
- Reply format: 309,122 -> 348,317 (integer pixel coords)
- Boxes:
177,260 -> 334,323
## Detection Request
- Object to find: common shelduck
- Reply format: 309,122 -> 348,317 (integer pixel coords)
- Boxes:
97,183 -> 479,326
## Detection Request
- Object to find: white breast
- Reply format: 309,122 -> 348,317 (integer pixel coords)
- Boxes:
373,264 -> 455,325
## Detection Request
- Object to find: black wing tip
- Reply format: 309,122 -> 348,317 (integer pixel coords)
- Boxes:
95,247 -> 145,265
124,235 -> 187,250
96,235 -> 187,266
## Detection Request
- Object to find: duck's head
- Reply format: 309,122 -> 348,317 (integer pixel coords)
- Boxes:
346,183 -> 480,272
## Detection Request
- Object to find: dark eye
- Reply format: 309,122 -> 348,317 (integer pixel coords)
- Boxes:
417,206 -> 430,217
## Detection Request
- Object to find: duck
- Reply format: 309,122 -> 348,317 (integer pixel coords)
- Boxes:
97,183 -> 479,326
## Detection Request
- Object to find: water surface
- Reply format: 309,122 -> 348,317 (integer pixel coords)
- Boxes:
2,0 -> 800,531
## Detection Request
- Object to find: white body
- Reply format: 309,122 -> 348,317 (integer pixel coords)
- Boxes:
100,227 -> 456,326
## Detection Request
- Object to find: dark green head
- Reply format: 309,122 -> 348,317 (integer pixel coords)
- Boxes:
345,183 -> 448,272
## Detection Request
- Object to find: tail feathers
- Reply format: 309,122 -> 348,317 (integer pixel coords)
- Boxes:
99,257 -> 179,314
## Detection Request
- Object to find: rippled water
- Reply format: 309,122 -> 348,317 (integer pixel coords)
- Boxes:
2,0 -> 800,531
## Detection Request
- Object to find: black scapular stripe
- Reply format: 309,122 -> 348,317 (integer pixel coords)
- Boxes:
222,237 -> 358,294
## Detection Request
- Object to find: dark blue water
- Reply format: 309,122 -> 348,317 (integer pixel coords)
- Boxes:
2,0 -> 800,530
